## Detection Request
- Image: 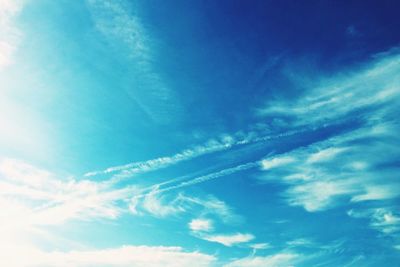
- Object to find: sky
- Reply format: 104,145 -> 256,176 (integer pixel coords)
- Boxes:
0,0 -> 400,266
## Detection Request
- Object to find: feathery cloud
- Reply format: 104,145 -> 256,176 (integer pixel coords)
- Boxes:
224,253 -> 298,267
257,52 -> 400,213
348,208 -> 400,235
1,245 -> 216,267
189,218 -> 214,232
0,0 -> 23,69
87,0 -> 180,125
0,158 -> 130,225
201,233 -> 255,247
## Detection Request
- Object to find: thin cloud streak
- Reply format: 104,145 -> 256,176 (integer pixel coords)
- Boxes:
84,124 -> 314,182
143,161 -> 260,197
87,0 -> 181,124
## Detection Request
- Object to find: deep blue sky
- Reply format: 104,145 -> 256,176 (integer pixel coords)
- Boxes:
0,0 -> 400,266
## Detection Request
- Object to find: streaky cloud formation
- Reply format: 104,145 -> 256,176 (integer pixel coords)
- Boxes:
224,253 -> 299,267
87,0 -> 181,125
0,158 -> 129,226
3,245 -> 216,267
0,0 -> 23,69
1,1 -> 400,266
200,233 -> 255,247
84,125 -> 309,182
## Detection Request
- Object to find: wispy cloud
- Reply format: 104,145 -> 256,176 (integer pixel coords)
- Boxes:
0,158 -> 223,266
84,125 -> 308,182
257,53 -> 400,126
128,187 -> 256,248
248,243 -> 271,250
286,179 -> 357,212
133,188 -> 186,218
306,147 -> 348,164
286,238 -> 314,248
189,218 -> 214,232
0,0 -> 23,69
201,233 -> 255,247
256,51 -> 400,216
87,0 -> 180,125
187,215 -> 255,248
262,123 -> 400,212
261,156 -> 296,170
2,245 -> 216,267
224,252 -> 299,267
348,208 -> 400,235
84,133 -> 243,179
152,161 -> 260,195
130,189 -> 239,224
350,184 -> 400,202
0,158 -> 130,226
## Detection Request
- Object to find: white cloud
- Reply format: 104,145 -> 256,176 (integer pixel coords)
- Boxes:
286,238 -> 314,247
348,208 -> 400,235
351,184 -> 400,202
0,245 -> 216,267
224,253 -> 298,267
130,191 -> 239,223
286,180 -> 357,212
140,189 -> 186,218
84,123 -> 310,184
201,233 -> 254,247
0,0 -> 23,69
249,243 -> 271,250
0,158 -> 52,187
0,40 -> 15,67
259,89 -> 400,212
85,133 -> 240,181
0,158 -> 130,225
256,54 -> 400,223
189,218 -> 214,232
0,158 -> 218,267
370,209 -> 400,234
84,126 -> 283,182
86,0 -> 181,125
258,53 -> 400,126
261,156 -> 296,170
154,161 -> 259,195
307,147 -> 347,163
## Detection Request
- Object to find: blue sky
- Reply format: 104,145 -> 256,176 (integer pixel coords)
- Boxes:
1,0 -> 400,266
